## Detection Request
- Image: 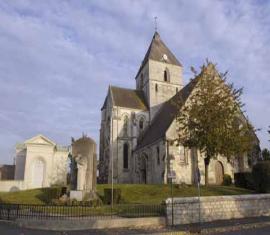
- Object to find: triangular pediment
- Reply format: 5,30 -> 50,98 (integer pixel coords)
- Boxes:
25,134 -> 56,146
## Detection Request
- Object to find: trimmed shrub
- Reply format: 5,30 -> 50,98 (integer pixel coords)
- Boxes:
103,188 -> 121,205
51,198 -> 66,206
234,172 -> 254,190
39,187 -> 65,204
222,174 -> 232,186
80,198 -> 103,207
252,161 -> 270,193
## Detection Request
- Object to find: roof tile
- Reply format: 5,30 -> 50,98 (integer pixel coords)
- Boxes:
110,86 -> 148,110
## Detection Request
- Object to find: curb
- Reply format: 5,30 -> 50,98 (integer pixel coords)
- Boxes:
0,219 -> 17,226
15,217 -> 166,231
201,220 -> 270,234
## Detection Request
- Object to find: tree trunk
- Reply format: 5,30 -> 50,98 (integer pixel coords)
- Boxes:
204,156 -> 211,185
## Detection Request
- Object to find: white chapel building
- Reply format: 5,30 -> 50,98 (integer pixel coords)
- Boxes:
0,134 -> 69,192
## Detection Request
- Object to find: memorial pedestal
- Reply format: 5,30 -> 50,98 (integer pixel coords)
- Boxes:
70,190 -> 84,201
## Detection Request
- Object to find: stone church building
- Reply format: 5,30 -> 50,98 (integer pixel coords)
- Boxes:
99,32 -> 256,185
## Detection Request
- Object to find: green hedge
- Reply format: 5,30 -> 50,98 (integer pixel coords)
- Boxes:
234,173 -> 254,190
252,161 -> 270,193
51,198 -> 103,206
222,174 -> 232,186
39,187 -> 66,204
103,188 -> 121,205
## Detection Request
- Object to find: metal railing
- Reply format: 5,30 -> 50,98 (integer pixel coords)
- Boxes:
0,203 -> 166,220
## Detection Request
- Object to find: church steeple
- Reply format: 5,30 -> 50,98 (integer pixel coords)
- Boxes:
135,32 -> 183,120
135,32 -> 182,80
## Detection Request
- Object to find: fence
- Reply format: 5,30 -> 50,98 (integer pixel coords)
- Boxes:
0,203 -> 166,220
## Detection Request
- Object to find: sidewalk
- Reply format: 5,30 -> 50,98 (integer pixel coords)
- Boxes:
152,216 -> 270,234
1,216 -> 270,235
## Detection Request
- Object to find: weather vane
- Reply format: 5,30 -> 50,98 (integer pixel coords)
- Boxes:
154,16 -> 158,32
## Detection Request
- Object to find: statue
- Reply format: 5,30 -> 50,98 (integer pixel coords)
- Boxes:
69,152 -> 77,190
69,135 -> 97,200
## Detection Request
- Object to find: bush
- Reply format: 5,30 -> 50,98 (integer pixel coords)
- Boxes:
51,198 -> 66,206
234,172 -> 254,190
222,174 -> 232,186
103,188 -> 121,205
252,161 -> 270,193
80,198 -> 103,207
39,187 -> 66,204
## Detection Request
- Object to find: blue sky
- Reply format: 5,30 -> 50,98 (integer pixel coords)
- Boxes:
0,0 -> 269,163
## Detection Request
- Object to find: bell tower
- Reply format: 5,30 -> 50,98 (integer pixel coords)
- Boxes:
135,32 -> 183,120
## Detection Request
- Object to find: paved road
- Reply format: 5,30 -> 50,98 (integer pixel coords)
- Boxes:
1,219 -> 270,235
217,225 -> 270,235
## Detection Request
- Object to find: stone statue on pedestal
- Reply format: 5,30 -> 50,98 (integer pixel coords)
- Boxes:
70,135 -> 97,200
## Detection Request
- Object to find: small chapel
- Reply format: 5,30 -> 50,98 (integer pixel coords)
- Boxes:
0,134 -> 69,192
98,31 -> 258,185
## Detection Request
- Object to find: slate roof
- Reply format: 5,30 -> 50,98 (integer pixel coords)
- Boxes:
102,86 -> 148,110
135,32 -> 182,78
136,78 -> 199,150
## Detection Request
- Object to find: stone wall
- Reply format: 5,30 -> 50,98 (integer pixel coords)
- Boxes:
0,165 -> 15,180
166,194 -> 270,225
99,91 -> 151,184
148,60 -> 183,120
133,139 -> 166,184
0,180 -> 25,192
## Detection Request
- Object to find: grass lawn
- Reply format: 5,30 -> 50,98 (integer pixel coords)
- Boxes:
0,184 -> 254,205
0,188 -> 47,204
96,184 -> 254,204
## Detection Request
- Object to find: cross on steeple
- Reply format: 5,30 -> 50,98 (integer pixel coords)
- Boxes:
154,16 -> 158,32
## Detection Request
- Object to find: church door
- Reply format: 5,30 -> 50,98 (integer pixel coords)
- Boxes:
215,161 -> 224,185
31,159 -> 45,188
141,169 -> 146,184
140,154 -> 147,184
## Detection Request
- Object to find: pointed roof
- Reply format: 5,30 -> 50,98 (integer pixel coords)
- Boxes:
135,32 -> 182,78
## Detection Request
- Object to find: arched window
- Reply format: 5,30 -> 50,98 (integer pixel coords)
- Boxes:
179,146 -> 185,163
131,112 -> 136,125
157,146 -> 160,165
164,68 -> 170,82
31,158 -> 45,188
123,116 -> 128,136
123,143 -> 129,169
139,118 -> 144,131
155,84 -> 158,92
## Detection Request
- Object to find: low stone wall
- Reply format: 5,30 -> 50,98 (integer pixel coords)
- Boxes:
0,180 -> 25,192
166,194 -> 270,225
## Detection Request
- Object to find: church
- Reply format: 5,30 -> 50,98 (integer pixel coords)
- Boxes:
98,32 -> 257,185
